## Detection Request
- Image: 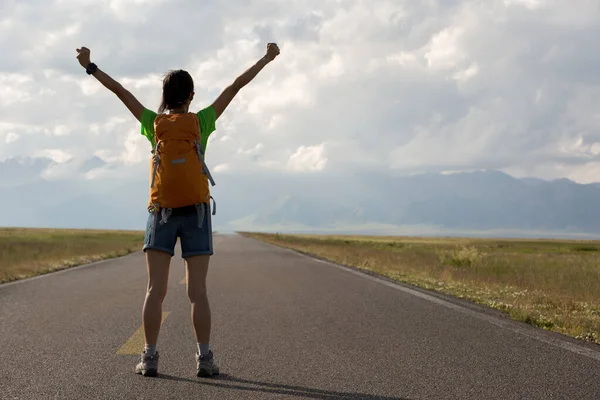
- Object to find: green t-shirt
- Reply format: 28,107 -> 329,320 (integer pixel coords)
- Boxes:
140,106 -> 217,154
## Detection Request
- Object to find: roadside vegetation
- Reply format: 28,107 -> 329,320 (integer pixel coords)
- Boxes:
0,228 -> 144,284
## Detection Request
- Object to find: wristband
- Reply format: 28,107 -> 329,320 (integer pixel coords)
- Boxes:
86,63 -> 98,75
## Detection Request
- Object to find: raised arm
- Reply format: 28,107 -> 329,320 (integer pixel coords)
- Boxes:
211,43 -> 280,120
76,47 -> 145,122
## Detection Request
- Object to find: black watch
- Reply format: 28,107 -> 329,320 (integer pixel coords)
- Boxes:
85,62 -> 98,75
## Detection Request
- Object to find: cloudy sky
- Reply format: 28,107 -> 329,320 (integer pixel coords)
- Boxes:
1,0 -> 600,190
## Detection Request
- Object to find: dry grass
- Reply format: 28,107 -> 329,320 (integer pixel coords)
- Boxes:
240,232 -> 600,344
0,227 -> 144,284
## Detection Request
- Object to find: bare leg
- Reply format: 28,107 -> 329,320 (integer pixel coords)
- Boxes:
185,255 -> 211,344
143,249 -> 171,346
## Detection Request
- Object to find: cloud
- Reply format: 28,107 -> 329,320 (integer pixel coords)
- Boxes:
237,143 -> 264,155
0,73 -> 33,106
503,0 -> 546,10
0,0 -> 599,205
5,132 -> 19,143
214,163 -> 231,173
424,26 -> 466,70
35,149 -> 73,164
288,144 -> 327,172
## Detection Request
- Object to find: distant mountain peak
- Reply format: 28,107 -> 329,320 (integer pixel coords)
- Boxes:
80,156 -> 107,173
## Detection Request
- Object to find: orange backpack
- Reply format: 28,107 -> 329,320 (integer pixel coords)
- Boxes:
147,113 -> 215,212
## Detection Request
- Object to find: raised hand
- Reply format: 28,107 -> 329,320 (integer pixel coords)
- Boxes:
76,47 -> 91,68
265,43 -> 280,61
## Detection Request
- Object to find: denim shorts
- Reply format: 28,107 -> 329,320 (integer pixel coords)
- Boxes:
142,203 -> 213,258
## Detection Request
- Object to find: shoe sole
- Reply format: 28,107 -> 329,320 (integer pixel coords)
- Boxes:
137,368 -> 158,377
197,369 -> 219,378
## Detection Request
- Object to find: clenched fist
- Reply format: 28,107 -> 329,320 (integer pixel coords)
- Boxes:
265,43 -> 280,61
76,47 -> 92,68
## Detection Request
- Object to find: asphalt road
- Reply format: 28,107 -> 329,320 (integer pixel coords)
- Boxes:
1,234 -> 599,399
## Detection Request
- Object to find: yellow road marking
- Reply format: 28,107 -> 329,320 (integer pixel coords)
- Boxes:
180,260 -> 187,284
116,312 -> 170,355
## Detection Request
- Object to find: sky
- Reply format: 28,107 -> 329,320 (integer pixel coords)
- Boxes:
1,0 -> 600,194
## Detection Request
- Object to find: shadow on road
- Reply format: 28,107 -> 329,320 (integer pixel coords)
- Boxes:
156,373 -> 410,399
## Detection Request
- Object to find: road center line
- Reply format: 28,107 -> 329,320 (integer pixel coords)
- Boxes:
116,311 -> 170,355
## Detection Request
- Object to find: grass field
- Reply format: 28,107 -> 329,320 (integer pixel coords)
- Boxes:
0,228 -> 144,284
240,232 -> 600,344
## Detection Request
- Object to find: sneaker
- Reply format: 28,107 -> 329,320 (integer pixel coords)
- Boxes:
196,350 -> 220,378
135,350 -> 159,377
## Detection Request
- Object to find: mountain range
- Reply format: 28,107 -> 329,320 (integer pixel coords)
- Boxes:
1,157 -> 600,239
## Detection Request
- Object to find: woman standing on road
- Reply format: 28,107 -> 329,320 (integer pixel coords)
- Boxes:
75,43 -> 280,378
